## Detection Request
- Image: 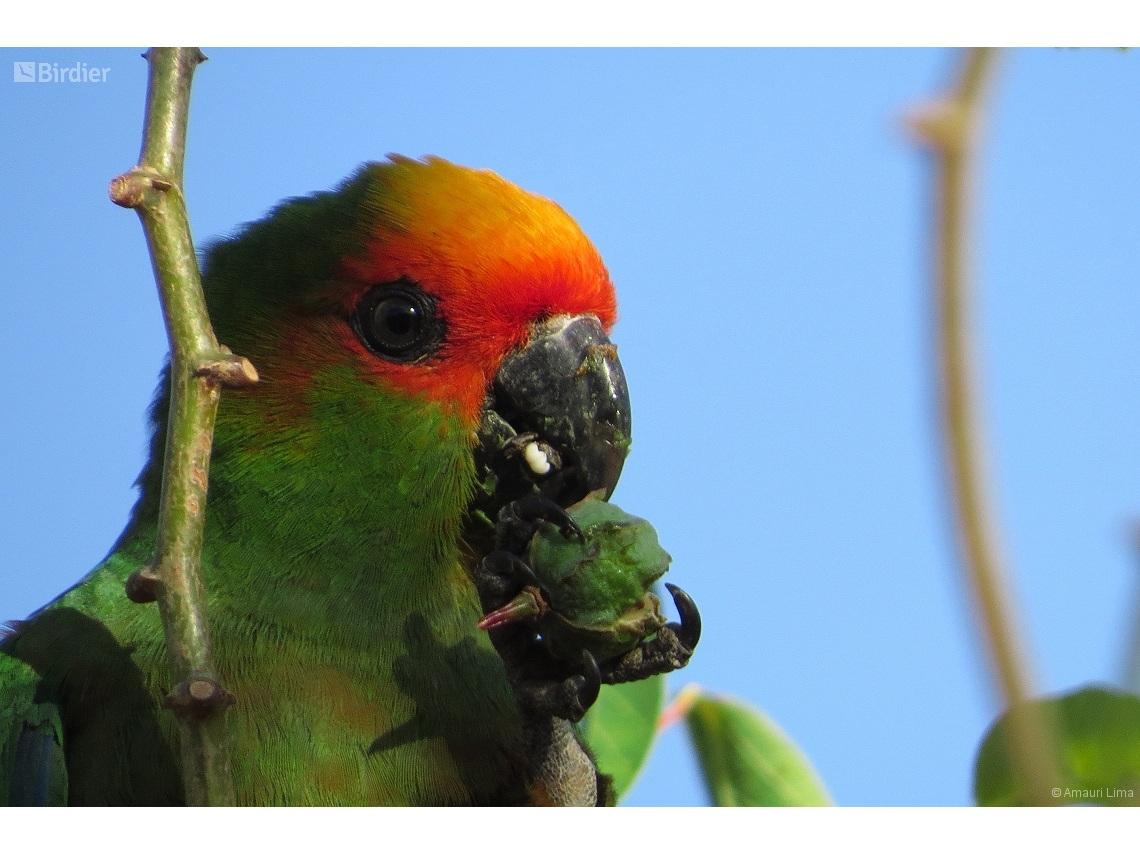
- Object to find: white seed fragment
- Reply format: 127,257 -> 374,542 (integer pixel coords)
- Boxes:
524,441 -> 552,475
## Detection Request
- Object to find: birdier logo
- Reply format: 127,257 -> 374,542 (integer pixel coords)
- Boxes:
13,61 -> 110,83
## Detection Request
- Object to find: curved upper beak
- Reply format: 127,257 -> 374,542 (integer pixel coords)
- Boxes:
473,314 -> 632,516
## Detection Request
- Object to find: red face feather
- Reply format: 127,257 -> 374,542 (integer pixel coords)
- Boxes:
332,157 -> 618,425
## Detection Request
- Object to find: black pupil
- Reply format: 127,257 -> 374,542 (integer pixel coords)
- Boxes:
375,298 -> 420,348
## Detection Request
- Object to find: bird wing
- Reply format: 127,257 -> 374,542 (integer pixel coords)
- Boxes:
0,649 -> 67,805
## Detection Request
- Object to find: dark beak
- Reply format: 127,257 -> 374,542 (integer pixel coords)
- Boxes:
471,314 -> 632,522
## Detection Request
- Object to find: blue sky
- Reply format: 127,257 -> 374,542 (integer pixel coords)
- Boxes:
1,48 -> 1138,806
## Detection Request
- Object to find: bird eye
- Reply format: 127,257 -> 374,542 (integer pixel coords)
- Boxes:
352,280 -> 444,363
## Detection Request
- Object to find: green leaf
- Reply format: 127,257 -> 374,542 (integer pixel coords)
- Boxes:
974,685 -> 1140,806
685,691 -> 832,806
579,673 -> 664,801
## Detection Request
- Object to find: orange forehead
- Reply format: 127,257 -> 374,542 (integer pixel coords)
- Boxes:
336,157 -> 618,423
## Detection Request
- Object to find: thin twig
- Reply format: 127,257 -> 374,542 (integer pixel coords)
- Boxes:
110,47 -> 257,807
1121,524 -> 1140,693
907,47 -> 1062,805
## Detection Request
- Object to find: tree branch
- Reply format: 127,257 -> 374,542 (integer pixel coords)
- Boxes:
907,47 -> 1062,805
110,47 -> 257,807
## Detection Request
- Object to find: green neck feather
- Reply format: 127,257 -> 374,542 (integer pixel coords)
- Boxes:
119,359 -> 479,645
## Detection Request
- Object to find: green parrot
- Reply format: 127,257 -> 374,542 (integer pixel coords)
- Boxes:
0,156 -> 698,806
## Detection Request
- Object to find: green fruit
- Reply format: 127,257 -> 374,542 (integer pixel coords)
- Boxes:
527,496 -> 671,662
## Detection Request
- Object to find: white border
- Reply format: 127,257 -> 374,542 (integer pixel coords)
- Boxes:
2,1 -> 1139,48
4,807 -> 1139,852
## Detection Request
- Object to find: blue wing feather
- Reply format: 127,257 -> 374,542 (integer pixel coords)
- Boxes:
1,651 -> 68,806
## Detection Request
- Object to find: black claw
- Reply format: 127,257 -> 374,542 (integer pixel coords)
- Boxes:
475,551 -> 539,610
565,523 -> 586,544
578,650 -> 601,711
498,494 -> 585,550
664,583 -> 701,651
495,551 -> 542,588
524,494 -> 584,543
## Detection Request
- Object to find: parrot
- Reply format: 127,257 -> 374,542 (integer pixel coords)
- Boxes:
0,155 -> 699,806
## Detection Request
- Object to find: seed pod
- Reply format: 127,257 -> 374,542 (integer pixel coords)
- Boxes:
526,494 -> 671,662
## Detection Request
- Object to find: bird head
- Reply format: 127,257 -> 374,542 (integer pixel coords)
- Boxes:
192,156 -> 631,546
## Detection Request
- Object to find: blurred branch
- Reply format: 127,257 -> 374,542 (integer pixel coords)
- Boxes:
1121,524 -> 1140,693
109,47 -> 257,807
907,47 -> 1062,805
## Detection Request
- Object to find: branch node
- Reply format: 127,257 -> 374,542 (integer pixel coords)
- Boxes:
195,352 -> 260,388
904,101 -> 967,152
163,674 -> 236,722
143,48 -> 206,68
109,172 -> 150,208
125,565 -> 161,603
109,170 -> 177,208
